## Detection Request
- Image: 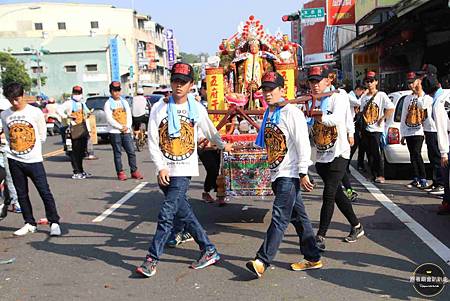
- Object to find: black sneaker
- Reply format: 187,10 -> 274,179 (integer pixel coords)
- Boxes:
315,235 -> 326,251
190,248 -> 220,270
181,232 -> 194,243
405,180 -> 419,188
344,224 -> 365,243
429,185 -> 445,195
166,232 -> 183,248
136,255 -> 158,278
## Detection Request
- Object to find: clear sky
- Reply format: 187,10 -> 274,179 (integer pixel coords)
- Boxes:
0,0 -> 303,55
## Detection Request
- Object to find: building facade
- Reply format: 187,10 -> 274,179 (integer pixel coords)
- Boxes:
0,2 -> 179,98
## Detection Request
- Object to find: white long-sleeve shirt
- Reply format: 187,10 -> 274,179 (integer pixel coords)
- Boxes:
1,105 -> 46,163
432,89 -> 450,158
348,90 -> 361,119
417,94 -> 437,132
148,99 -> 225,177
360,91 -> 394,132
313,92 -> 351,163
264,104 -> 312,181
400,94 -> 425,137
104,98 -> 132,134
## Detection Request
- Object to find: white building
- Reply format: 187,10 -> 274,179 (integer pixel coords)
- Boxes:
0,2 -> 179,93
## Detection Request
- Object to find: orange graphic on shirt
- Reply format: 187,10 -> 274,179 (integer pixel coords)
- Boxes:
113,108 -> 127,126
363,102 -> 379,125
312,121 -> 338,151
72,110 -> 84,124
406,101 -> 425,127
264,123 -> 287,169
8,120 -> 36,155
159,116 -> 195,161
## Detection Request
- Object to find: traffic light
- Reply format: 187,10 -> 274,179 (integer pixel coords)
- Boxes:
282,13 -> 300,22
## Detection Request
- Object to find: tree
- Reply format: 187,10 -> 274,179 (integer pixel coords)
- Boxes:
0,52 -> 32,91
179,52 -> 209,64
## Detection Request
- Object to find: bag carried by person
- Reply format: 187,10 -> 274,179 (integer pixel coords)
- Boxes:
70,103 -> 89,139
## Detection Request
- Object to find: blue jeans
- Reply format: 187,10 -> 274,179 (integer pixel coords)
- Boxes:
147,177 -> 215,260
8,159 -> 60,226
109,133 -> 137,173
256,177 -> 320,265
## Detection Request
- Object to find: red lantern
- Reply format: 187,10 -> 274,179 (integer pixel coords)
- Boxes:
249,15 -> 255,21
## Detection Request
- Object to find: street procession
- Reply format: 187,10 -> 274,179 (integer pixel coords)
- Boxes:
1,0 -> 450,300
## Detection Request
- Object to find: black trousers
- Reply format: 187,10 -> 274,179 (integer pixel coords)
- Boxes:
364,131 -> 384,178
315,157 -> 359,237
405,135 -> 426,180
424,131 -> 443,186
0,166 -> 10,206
198,149 -> 220,193
71,137 -> 87,174
8,159 -> 60,226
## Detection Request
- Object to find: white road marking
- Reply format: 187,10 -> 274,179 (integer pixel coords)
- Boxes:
92,182 -> 148,223
350,166 -> 450,265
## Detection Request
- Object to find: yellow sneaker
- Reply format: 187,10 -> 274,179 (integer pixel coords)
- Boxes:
246,259 -> 266,278
291,260 -> 323,271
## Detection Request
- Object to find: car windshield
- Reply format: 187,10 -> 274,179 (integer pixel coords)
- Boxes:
86,97 -> 108,110
393,95 -> 407,122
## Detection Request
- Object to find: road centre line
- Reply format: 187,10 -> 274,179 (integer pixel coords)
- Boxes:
92,182 -> 148,223
43,148 -> 64,158
350,165 -> 450,265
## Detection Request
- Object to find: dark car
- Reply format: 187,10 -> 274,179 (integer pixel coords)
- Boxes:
85,96 -> 132,141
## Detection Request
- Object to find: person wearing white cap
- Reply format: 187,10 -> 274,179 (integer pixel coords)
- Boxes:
132,88 -> 148,139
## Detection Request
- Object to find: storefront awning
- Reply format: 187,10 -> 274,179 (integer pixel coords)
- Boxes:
394,0 -> 431,18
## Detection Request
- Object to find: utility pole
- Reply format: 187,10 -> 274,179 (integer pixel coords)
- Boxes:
24,47 -> 49,96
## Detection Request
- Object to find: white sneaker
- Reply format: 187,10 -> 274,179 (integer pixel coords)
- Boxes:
50,223 -> 61,236
72,173 -> 86,180
14,223 -> 37,236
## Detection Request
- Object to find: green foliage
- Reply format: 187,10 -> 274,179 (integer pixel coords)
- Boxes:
179,52 -> 208,64
32,76 -> 47,87
0,52 -> 32,91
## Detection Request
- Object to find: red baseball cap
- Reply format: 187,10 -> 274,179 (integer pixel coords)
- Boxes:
307,65 -> 331,81
259,72 -> 284,90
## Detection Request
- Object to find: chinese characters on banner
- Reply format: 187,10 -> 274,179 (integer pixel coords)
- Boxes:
109,38 -> 120,81
206,68 -> 226,127
146,42 -> 156,70
275,63 -> 296,100
327,0 -> 356,26
166,29 -> 176,68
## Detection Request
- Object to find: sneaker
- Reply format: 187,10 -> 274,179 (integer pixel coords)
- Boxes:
422,184 -> 435,192
429,185 -> 445,195
346,189 -> 358,202
117,171 -> 127,181
291,259 -> 323,271
14,223 -> 37,236
11,203 -> 21,213
406,180 -> 419,188
166,232 -> 183,248
374,176 -> 385,184
190,249 -> 220,269
0,203 -> 8,220
315,235 -> 326,251
202,192 -> 215,203
437,202 -> 450,215
50,223 -> 61,236
72,173 -> 86,180
136,256 -> 158,278
82,171 -> 93,178
181,232 -> 194,243
418,179 -> 428,189
131,170 -> 144,180
344,224 -> 365,243
246,259 -> 266,278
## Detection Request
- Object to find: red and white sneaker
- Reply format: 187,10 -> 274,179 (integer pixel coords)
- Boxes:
117,171 -> 127,181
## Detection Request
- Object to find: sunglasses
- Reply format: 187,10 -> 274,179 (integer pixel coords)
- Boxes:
364,79 -> 375,83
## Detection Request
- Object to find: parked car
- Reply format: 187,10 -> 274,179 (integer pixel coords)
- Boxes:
85,96 -> 132,141
384,90 -> 430,178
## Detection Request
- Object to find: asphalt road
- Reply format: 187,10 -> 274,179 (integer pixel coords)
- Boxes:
1,135 -> 450,301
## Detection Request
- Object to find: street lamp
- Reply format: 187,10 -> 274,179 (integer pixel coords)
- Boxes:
23,46 -> 49,95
